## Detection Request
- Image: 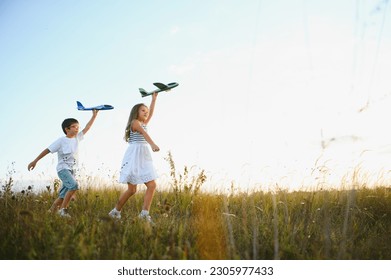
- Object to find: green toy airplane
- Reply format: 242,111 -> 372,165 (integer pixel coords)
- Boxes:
139,82 -> 179,97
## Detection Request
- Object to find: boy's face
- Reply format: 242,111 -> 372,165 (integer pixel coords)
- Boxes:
65,123 -> 79,137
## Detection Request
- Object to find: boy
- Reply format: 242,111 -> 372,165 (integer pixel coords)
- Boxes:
28,110 -> 98,217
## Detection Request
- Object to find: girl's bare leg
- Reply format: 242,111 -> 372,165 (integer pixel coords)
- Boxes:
115,183 -> 137,211
142,180 -> 156,211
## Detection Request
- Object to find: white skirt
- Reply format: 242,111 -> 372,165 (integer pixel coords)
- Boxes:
119,143 -> 158,184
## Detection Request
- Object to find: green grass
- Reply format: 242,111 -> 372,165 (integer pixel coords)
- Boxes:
1,155 -> 391,260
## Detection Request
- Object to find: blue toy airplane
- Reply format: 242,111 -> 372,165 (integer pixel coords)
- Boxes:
139,82 -> 179,97
77,101 -> 114,111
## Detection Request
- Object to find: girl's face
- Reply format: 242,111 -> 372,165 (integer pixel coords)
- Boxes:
137,105 -> 149,122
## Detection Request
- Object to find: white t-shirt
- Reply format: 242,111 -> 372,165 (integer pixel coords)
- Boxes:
48,132 -> 84,172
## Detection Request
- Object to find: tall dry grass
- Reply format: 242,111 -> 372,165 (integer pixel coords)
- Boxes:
1,153 -> 390,259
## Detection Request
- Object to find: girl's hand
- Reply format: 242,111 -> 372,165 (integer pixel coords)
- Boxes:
151,144 -> 160,152
152,92 -> 158,100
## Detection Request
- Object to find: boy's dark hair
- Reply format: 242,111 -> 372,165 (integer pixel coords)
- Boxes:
62,118 -> 79,134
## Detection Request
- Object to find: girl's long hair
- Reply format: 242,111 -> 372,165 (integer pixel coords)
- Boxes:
124,103 -> 147,142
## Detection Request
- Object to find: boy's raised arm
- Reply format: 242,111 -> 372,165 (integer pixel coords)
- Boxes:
82,109 -> 98,135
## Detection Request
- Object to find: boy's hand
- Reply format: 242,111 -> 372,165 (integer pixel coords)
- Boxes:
92,109 -> 99,117
28,161 -> 36,171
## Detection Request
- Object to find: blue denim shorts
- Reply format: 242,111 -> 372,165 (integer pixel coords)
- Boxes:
57,169 -> 79,199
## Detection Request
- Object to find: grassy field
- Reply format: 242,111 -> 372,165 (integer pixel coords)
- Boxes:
1,156 -> 391,260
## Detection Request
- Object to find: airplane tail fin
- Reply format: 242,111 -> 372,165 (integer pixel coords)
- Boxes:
139,88 -> 148,97
76,101 -> 85,110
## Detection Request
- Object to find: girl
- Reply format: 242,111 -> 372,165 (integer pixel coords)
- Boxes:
109,93 -> 160,223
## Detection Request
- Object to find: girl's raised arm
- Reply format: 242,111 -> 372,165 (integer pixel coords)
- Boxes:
145,92 -> 158,124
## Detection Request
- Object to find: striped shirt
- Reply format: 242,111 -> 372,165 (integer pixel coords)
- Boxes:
129,123 -> 148,143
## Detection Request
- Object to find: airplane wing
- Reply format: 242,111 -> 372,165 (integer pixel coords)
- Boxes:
93,104 -> 114,110
167,82 -> 179,89
153,82 -> 169,90
76,101 -> 113,111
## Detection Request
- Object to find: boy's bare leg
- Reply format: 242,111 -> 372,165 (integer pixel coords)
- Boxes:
115,184 -> 137,211
61,190 -> 77,209
49,198 -> 63,212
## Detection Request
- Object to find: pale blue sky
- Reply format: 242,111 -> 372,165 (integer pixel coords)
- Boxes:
1,0 -> 391,191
